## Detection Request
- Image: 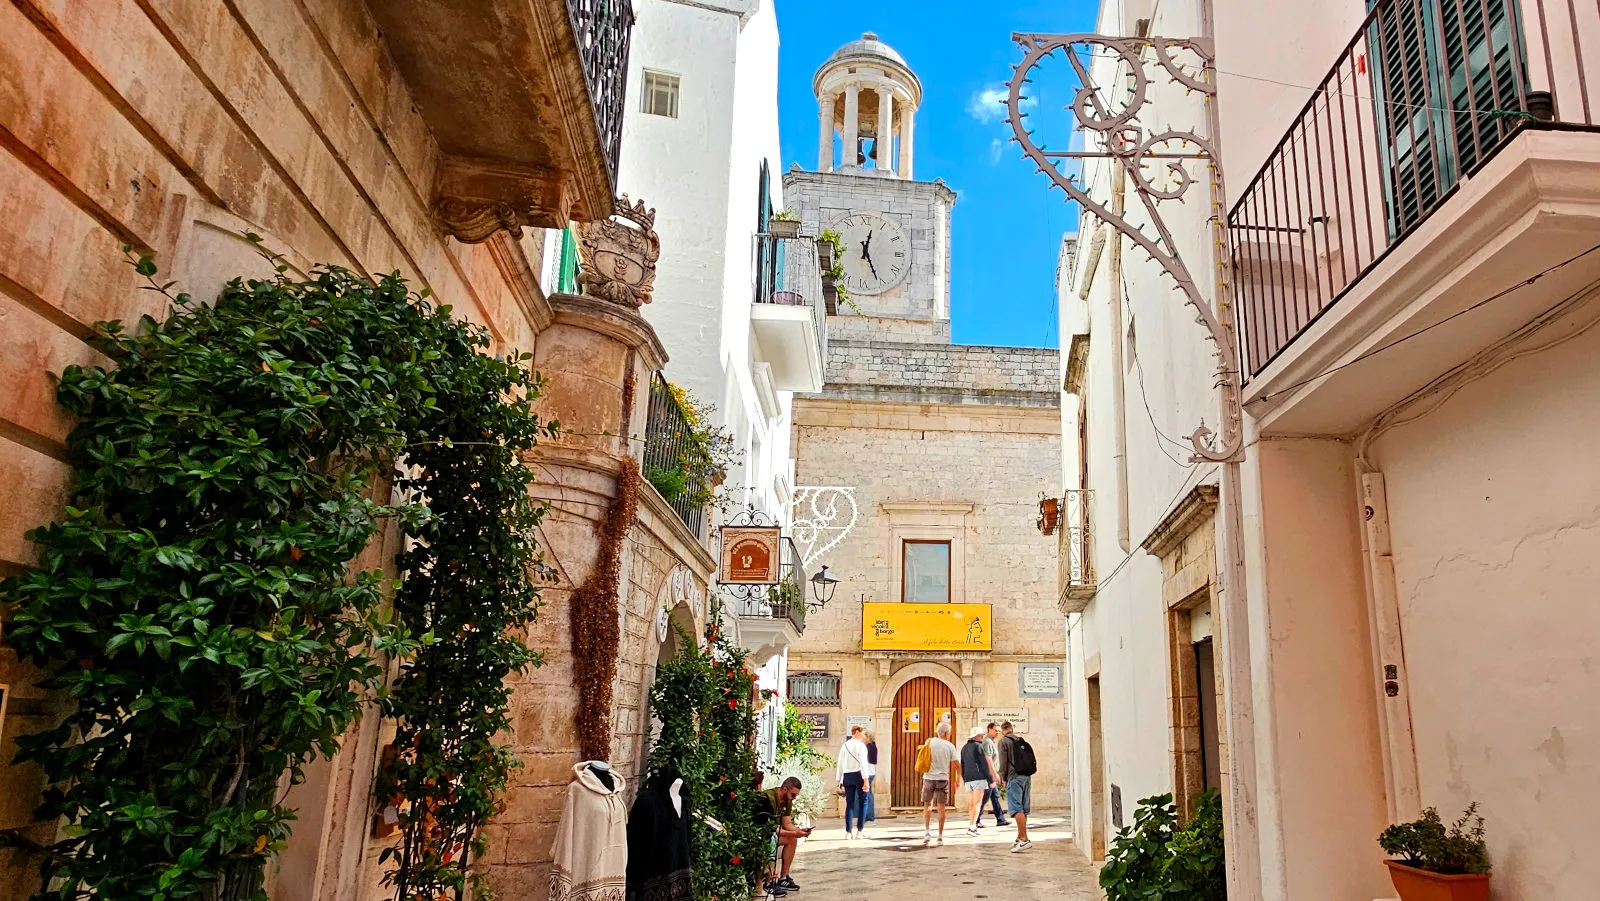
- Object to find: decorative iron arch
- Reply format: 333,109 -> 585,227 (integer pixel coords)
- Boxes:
1006,33 -> 1242,463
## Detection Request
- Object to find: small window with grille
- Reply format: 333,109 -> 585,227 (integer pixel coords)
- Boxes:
642,70 -> 680,118
787,672 -> 841,707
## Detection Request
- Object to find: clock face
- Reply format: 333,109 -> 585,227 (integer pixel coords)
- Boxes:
833,212 -> 910,295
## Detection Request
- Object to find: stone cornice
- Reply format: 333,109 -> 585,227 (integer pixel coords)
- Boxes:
546,292 -> 668,371
1141,484 -> 1220,558
793,397 -> 1060,434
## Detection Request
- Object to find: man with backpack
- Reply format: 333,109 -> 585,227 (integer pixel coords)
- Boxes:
996,720 -> 1038,852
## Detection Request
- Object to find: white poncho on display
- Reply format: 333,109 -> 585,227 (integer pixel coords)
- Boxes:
550,762 -> 629,901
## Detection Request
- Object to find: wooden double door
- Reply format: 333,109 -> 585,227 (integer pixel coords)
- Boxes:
891,676 -> 956,807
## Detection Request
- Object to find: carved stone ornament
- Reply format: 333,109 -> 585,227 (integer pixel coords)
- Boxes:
577,194 -> 661,307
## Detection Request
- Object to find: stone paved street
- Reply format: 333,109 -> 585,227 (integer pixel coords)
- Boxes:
787,811 -> 1102,900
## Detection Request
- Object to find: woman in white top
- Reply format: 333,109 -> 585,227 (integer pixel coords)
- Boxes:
835,724 -> 870,839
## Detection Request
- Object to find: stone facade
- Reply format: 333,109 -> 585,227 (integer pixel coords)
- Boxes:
0,5 -> 708,901
784,34 -> 1064,818
783,169 -> 955,321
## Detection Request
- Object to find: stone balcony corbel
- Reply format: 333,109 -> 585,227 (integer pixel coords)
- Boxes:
369,0 -> 633,242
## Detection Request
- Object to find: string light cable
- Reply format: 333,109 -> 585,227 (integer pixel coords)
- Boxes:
1090,462 -> 1217,594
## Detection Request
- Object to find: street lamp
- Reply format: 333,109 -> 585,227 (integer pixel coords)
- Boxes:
808,566 -> 839,609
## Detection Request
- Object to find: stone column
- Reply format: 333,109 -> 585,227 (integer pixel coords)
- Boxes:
842,84 -> 860,169
876,88 -> 894,172
898,101 -> 915,179
483,291 -> 667,900
818,92 -> 835,172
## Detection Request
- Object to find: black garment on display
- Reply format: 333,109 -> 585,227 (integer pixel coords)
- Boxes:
626,772 -> 692,901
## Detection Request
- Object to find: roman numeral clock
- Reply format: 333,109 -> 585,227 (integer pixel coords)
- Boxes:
835,212 -> 910,296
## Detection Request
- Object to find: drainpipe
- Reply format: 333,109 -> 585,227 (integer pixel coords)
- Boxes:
1355,446 -> 1422,823
1108,166 -> 1132,552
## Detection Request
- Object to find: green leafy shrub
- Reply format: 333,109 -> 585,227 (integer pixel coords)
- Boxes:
767,757 -> 827,826
1101,791 -> 1227,900
646,614 -> 772,900
646,465 -> 690,502
1379,804 -> 1490,875
0,246 -> 553,901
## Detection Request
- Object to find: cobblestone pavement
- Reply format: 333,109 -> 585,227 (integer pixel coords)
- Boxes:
786,810 -> 1103,900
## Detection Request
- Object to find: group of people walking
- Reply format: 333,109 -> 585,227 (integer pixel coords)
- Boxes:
833,720 -> 1037,853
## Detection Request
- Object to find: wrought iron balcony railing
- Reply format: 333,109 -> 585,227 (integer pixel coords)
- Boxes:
754,234 -> 829,354
1059,489 -> 1096,614
569,0 -> 634,180
643,372 -> 706,537
1229,0 -> 1596,379
735,537 -> 808,635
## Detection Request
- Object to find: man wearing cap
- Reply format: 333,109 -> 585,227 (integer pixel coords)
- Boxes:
959,725 -> 996,837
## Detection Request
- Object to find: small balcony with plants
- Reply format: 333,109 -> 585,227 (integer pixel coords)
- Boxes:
642,374 -> 734,539
733,537 -> 809,662
369,0 -> 634,241
749,216 -> 834,393
1232,0 -> 1600,435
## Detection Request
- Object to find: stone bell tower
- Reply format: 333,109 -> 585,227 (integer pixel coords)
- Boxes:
814,31 -> 922,178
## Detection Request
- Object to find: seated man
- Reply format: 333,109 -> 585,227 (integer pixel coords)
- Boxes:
754,776 -> 810,896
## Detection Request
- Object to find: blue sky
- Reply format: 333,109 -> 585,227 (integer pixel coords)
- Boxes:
773,0 -> 1096,348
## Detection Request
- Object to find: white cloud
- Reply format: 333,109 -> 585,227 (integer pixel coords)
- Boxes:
968,83 -> 1035,124
989,138 -> 1005,165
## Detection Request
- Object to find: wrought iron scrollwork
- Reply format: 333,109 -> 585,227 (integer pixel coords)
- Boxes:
1007,33 -> 1243,463
790,487 -> 859,570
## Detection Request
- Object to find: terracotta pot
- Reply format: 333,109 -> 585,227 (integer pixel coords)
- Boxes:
1385,861 -> 1489,901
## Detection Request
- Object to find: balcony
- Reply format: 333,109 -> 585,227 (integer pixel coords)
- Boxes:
643,373 -> 708,538
370,0 -> 633,242
749,234 -> 829,392
1059,490 -> 1096,614
735,537 -> 808,663
1231,0 -> 1600,433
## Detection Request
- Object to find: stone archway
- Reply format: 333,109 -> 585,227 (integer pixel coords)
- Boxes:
874,661 -> 972,709
872,663 -> 972,809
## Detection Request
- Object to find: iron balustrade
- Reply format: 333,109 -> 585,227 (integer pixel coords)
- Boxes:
568,0 -> 634,181
1059,489 -> 1096,612
1229,0 -> 1597,379
643,373 -> 706,536
734,537 -> 808,635
753,233 -> 829,363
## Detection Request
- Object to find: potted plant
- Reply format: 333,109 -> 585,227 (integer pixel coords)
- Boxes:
1378,804 -> 1490,901
769,209 -> 801,238
817,228 -> 843,270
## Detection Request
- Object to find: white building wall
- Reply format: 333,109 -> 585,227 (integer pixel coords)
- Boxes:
1061,0 -> 1236,857
618,0 -> 792,525
618,0 -> 793,766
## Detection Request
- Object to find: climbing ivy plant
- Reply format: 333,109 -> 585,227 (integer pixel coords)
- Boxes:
0,245 -> 554,901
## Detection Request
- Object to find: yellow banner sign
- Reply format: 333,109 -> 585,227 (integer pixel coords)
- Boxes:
862,603 -> 992,651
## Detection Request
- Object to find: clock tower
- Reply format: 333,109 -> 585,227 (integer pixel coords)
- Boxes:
783,32 -> 955,332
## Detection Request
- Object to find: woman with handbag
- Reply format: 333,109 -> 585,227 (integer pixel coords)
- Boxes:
834,724 -> 870,840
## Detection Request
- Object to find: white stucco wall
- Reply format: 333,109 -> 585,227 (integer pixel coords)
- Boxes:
1365,319 -> 1600,901
618,0 -> 793,523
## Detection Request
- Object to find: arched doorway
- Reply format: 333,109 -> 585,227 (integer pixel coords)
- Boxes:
891,676 -> 956,807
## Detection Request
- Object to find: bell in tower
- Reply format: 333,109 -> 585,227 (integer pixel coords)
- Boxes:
814,31 -> 922,178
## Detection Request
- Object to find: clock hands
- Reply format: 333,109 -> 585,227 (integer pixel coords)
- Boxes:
859,230 -> 880,280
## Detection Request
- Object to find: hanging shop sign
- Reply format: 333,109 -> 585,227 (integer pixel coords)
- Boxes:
798,712 -> 830,740
1019,663 -> 1064,698
719,526 -> 781,584
862,603 -> 992,652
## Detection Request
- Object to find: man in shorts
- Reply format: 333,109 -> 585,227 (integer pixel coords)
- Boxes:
996,721 -> 1033,852
960,726 -> 997,836
921,722 -> 959,845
